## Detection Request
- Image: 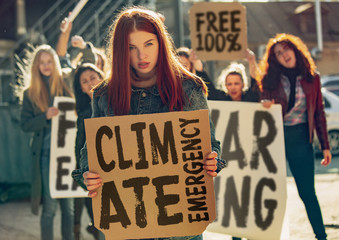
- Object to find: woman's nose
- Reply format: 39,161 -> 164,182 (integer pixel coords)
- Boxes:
138,49 -> 147,60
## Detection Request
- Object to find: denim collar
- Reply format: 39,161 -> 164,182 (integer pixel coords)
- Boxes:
131,84 -> 160,96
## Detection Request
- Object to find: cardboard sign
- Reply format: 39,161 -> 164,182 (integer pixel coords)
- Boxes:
207,101 -> 287,240
85,110 -> 216,239
189,2 -> 247,61
50,96 -> 88,198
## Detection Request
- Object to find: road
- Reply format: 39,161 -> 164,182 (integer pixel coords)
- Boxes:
0,156 -> 338,240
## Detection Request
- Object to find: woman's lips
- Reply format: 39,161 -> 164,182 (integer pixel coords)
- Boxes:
138,62 -> 150,69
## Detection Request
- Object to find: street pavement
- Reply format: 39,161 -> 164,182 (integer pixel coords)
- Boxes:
0,156 -> 338,240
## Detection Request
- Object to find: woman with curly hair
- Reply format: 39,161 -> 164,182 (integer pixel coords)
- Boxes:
258,33 -> 331,240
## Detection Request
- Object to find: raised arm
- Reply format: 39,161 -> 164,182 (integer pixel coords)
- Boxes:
56,17 -> 72,58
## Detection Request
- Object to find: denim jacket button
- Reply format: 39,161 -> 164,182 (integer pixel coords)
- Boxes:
142,92 -> 147,97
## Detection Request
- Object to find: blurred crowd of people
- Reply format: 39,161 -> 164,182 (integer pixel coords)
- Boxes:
17,5 -> 332,240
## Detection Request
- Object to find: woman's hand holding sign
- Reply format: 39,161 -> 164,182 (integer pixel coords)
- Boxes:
83,171 -> 102,198
204,151 -> 218,177
261,99 -> 275,109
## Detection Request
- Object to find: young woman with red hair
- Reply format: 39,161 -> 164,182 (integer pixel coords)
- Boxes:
72,6 -> 226,240
258,33 -> 331,240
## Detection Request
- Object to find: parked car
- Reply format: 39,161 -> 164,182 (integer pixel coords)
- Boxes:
313,88 -> 339,156
321,75 -> 339,97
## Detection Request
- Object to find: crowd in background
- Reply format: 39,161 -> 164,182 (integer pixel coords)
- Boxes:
17,5 -> 332,240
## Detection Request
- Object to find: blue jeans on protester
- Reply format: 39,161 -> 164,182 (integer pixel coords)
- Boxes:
40,149 -> 74,240
284,123 -> 327,240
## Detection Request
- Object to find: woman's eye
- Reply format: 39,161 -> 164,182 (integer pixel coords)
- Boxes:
145,42 -> 153,47
129,46 -> 136,50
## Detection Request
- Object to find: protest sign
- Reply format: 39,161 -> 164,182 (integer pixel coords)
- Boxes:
50,96 -> 88,198
189,2 -> 247,61
207,101 -> 287,240
85,110 -> 215,239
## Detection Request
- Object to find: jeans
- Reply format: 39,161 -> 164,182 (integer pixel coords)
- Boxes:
40,149 -> 74,240
284,123 -> 327,240
74,197 -> 94,225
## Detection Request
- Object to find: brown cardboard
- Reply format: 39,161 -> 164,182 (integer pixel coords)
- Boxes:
189,2 -> 247,61
84,110 -> 216,239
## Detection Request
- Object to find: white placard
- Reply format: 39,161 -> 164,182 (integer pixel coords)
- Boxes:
50,96 -> 88,198
207,101 -> 287,240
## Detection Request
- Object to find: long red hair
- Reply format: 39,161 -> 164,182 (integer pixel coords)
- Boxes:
101,6 -> 206,115
257,33 -> 317,91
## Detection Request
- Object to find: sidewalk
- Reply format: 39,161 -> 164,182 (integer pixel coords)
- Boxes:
0,158 -> 338,240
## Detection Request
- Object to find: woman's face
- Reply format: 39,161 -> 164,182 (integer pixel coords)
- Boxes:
225,74 -> 244,101
39,52 -> 54,77
129,30 -> 159,79
80,69 -> 101,98
273,43 -> 297,69
178,55 -> 192,72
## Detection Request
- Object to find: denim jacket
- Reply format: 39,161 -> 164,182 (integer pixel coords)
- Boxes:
72,78 -> 227,187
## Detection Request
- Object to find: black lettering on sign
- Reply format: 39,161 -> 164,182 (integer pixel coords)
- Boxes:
188,212 -> 209,223
222,111 -> 247,169
196,12 -> 205,32
227,33 -> 241,52
230,10 -> 241,32
150,121 -> 178,165
96,126 -> 115,172
115,126 -> 132,170
219,11 -> 229,32
183,162 -> 204,175
152,175 -> 182,226
250,111 -> 277,173
181,139 -> 201,151
214,176 -> 221,222
205,33 -> 214,52
186,185 -> 206,197
100,181 -> 131,229
254,178 -> 277,230
131,122 -> 148,170
196,33 -> 204,51
216,33 -> 226,52
197,33 -> 241,53
123,177 -> 150,228
182,150 -> 203,162
96,125 -> 132,172
71,178 -> 80,191
194,10 -> 242,53
56,156 -> 70,190
179,118 -> 200,138
57,102 -> 76,147
185,174 -> 205,186
210,109 -> 220,128
195,10 -> 241,33
206,11 -> 218,32
222,176 -> 250,228
188,196 -> 207,211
